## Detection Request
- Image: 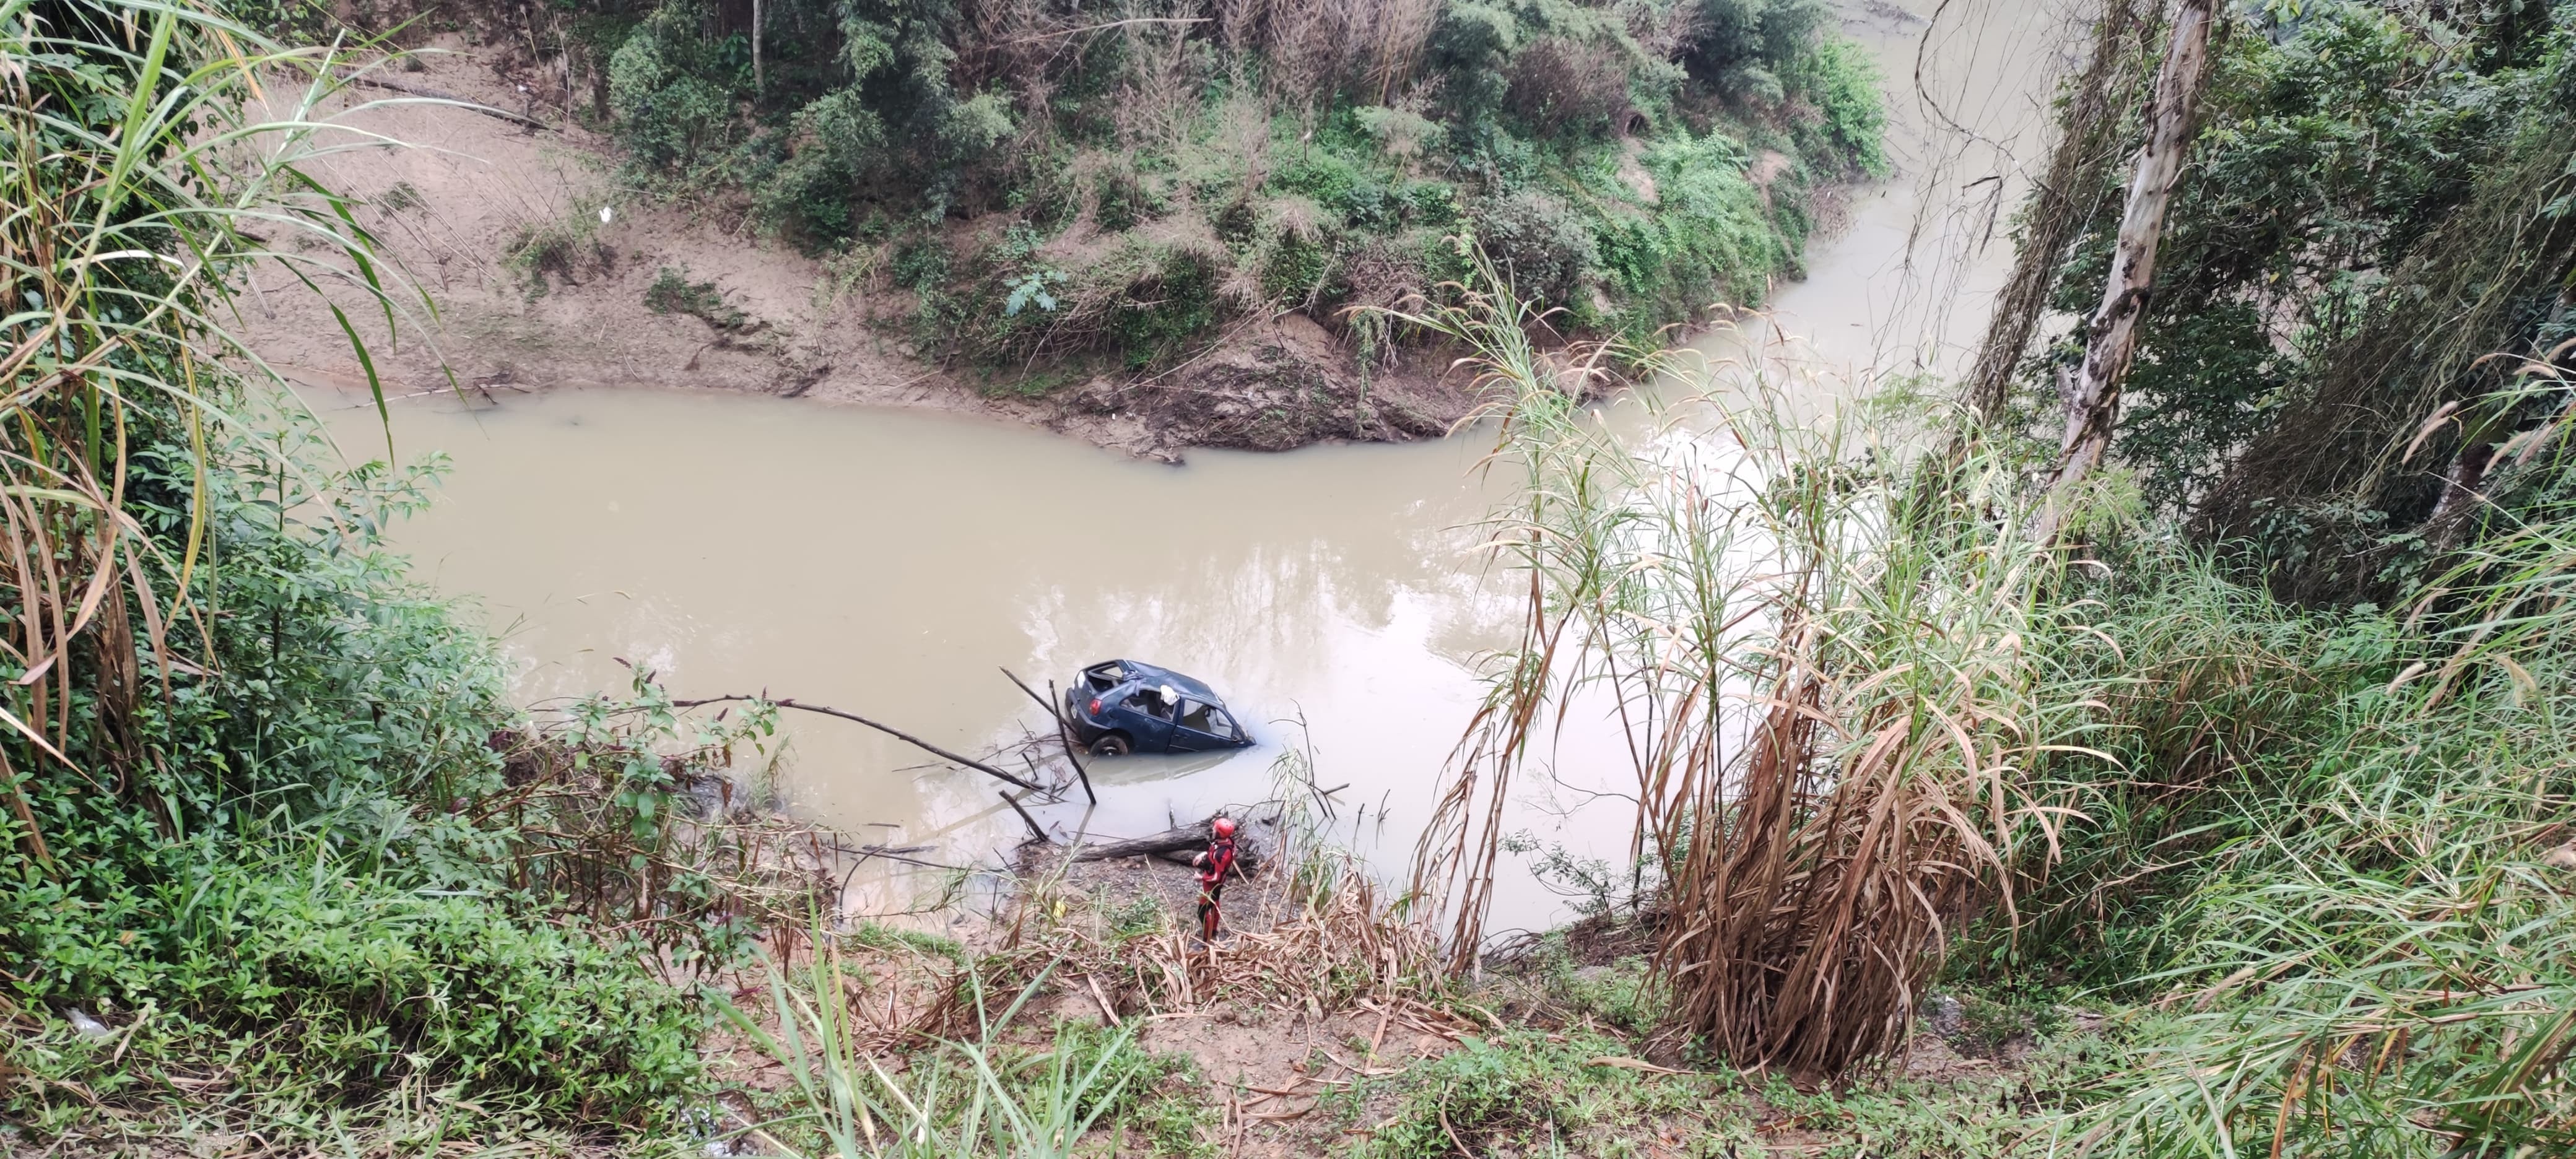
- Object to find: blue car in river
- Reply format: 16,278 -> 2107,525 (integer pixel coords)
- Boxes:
1063,659 -> 1253,755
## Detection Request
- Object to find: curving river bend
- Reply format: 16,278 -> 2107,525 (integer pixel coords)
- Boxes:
320,0 -> 2073,934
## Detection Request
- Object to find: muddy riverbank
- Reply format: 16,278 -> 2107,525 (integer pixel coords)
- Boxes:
247,45 -> 1503,461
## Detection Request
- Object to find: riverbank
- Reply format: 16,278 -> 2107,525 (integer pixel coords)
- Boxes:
240,43 -> 1529,461
681,848 -> 2115,1159
243,12 -> 1887,462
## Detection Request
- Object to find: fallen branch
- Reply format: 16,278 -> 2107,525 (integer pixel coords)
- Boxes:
1001,789 -> 1050,843
674,694 -> 1043,792
1002,667 -> 1094,804
337,70 -> 555,132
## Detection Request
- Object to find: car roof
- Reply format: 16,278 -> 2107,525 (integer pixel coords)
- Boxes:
1103,659 -> 1222,705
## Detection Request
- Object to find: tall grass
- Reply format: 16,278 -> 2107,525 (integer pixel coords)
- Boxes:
2054,365 -> 2576,1156
2,0 -> 431,859
727,948 -> 1146,1158
1394,261 -> 2576,1145
1390,264 -> 2104,1073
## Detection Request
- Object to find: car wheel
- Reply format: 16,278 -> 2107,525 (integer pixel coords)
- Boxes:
1090,734 -> 1131,757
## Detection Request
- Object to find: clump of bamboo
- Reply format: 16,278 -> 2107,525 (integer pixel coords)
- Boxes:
1386,259 -> 2099,1074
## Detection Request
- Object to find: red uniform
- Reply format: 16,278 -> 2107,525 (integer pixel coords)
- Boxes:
1193,829 -> 1238,939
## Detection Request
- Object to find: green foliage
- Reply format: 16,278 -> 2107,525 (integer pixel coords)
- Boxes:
1592,128 -> 1786,331
1750,1022 -> 2120,1159
1345,1028 -> 1716,1157
1993,514 -> 2576,1154
1,2 -> 803,1145
645,264 -> 749,329
608,0 -> 739,175
2022,0 -> 2575,594
7,858 -> 701,1127
1476,188 -> 1600,308
728,951 -> 1216,1158
576,0 -> 1885,363
1788,36 -> 1887,177
502,197 -> 611,300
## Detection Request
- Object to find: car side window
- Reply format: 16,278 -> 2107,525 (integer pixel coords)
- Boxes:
1179,700 -> 1230,736
1123,691 -> 1173,721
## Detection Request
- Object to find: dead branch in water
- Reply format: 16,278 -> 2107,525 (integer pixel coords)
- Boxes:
672,694 -> 1045,792
1000,789 -> 1050,842
1001,667 -> 1095,804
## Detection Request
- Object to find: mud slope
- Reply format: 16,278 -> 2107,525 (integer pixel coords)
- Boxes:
245,41 -> 1479,461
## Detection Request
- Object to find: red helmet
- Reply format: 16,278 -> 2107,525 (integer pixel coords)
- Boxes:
1211,816 -> 1237,838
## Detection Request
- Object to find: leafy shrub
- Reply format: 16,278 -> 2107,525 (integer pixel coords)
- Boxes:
1474,189 -> 1598,307
0,410 -> 710,1134
1788,35 -> 1887,176
607,0 -> 737,174
1683,0 -> 1830,87
644,264 -> 749,329
1591,128 -> 1784,325
1348,1029 -> 1711,1157
6,858 -> 702,1123
1106,243 -> 1225,367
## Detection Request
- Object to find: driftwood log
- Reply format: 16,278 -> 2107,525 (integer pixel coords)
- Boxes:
1068,817 -> 1271,872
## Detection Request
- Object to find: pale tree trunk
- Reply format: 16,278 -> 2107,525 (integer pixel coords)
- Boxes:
2031,0 -> 2217,544
752,0 -> 764,95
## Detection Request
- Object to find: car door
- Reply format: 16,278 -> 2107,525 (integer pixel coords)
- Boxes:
1172,699 -> 1239,751
1118,690 -> 1179,752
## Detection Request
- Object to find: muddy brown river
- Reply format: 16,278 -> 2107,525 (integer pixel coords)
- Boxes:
320,0 -> 2073,933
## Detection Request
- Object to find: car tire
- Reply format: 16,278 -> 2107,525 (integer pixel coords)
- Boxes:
1090,734 -> 1131,757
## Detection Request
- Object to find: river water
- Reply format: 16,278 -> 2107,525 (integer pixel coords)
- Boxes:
320,0 -> 2074,934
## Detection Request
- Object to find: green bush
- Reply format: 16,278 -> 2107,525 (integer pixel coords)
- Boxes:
645,264 -> 749,329
607,0 -> 738,175
1474,189 -> 1598,307
1789,35 -> 1887,176
1349,1028 -> 1713,1157
7,857 -> 702,1124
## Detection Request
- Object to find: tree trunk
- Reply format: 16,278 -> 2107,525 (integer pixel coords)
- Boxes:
752,0 -> 764,95
2031,0 -> 2217,544
1967,0 -> 2139,423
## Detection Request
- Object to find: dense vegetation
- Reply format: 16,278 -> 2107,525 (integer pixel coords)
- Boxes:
573,0 -> 1882,371
16,0 -> 2576,1153
2003,0 -> 2575,597
1424,0 -> 2576,1154
0,0 -> 812,1145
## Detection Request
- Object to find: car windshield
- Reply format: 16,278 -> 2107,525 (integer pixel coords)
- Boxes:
1178,700 -> 1231,736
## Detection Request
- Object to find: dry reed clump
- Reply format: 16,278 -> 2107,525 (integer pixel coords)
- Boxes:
740,854 -> 1448,1077
1014,850 -> 1443,1026
1503,35 -> 1637,134
1386,267 -> 2100,1076
798,758 -> 1444,1061
1219,0 -> 1438,108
